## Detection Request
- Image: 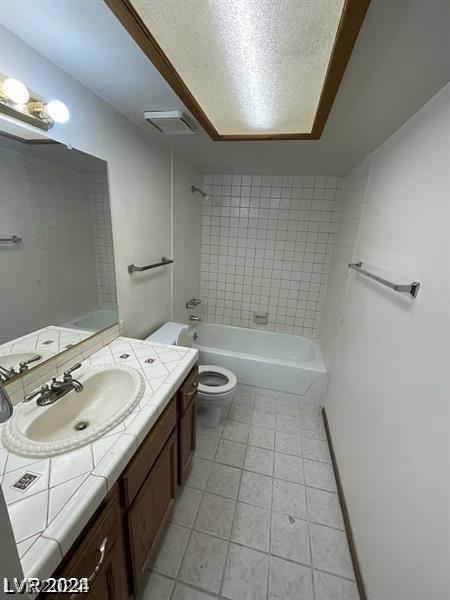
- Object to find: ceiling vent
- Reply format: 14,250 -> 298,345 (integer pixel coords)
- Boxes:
144,111 -> 195,134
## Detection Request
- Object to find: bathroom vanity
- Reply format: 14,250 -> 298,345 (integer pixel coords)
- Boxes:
0,336 -> 198,599
39,364 -> 197,599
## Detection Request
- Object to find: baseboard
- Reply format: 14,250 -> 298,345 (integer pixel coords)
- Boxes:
322,408 -> 367,600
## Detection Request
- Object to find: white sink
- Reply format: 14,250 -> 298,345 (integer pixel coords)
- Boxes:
2,365 -> 144,457
0,349 -> 53,372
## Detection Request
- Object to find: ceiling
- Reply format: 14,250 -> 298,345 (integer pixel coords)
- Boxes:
0,0 -> 448,174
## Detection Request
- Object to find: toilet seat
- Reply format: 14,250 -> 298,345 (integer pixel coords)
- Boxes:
198,365 -> 237,395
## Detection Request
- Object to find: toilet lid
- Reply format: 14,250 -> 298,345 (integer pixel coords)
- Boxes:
198,365 -> 237,395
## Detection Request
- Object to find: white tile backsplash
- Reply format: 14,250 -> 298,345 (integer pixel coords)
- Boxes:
200,175 -> 343,338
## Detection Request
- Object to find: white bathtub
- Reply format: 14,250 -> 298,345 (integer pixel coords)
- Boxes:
63,309 -> 118,332
178,323 -> 327,403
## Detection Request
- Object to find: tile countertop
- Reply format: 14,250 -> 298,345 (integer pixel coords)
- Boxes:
0,336 -> 198,581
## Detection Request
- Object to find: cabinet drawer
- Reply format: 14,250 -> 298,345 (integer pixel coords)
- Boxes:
178,365 -> 198,413
121,397 -> 176,508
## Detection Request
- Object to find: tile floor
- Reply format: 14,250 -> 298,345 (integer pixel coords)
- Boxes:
140,385 -> 359,600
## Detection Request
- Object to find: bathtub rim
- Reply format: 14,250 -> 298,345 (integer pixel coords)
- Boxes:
181,322 -> 327,374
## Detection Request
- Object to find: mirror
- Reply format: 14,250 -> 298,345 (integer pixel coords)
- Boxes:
0,132 -> 118,381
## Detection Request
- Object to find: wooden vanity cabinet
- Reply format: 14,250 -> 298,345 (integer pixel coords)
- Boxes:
39,365 -> 198,599
177,365 -> 198,485
121,396 -> 177,595
40,487 -> 129,600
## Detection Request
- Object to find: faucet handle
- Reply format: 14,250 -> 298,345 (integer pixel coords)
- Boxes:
19,355 -> 42,373
23,384 -> 49,403
64,363 -> 82,378
191,298 -> 202,306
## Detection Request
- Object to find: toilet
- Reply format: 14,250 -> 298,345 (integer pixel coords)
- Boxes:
197,365 -> 237,427
146,322 -> 238,427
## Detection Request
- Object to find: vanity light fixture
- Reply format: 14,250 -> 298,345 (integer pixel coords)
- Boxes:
0,73 -> 70,131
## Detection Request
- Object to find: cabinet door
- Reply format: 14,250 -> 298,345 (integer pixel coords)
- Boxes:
127,430 -> 177,595
82,534 -> 129,600
41,499 -> 129,600
178,396 -> 197,485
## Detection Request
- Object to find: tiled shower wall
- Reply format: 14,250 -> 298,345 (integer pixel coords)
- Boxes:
200,175 -> 343,338
88,172 -> 117,309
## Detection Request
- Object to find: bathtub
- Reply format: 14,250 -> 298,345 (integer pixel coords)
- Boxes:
63,309 -> 118,332
178,323 -> 327,403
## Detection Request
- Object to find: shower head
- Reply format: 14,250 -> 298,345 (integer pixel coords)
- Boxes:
191,185 -> 210,200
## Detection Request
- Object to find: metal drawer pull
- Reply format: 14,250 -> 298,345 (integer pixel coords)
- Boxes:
186,383 -> 197,399
70,537 -> 107,598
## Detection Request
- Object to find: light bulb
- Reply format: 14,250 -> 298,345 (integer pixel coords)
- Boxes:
45,99 -> 70,123
2,78 -> 30,104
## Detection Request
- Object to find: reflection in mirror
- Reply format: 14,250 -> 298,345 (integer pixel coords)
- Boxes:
0,133 -> 118,380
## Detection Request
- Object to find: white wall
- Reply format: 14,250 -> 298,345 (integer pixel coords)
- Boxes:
200,174 -> 342,338
171,157 -> 203,323
321,86 -> 449,600
319,159 -> 369,368
0,26 -> 172,339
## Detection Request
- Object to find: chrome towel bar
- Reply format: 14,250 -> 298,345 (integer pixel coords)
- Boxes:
348,261 -> 420,298
128,257 -> 173,273
0,235 -> 22,244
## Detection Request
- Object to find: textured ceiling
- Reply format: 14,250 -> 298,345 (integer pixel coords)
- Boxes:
0,0 -> 448,174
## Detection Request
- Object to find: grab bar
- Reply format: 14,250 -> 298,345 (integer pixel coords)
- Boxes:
0,235 -> 22,244
128,257 -> 173,273
348,261 -> 420,297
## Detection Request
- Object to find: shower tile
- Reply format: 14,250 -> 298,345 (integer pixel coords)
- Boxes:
215,439 -> 246,468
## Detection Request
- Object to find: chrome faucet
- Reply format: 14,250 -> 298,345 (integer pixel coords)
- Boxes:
23,363 -> 84,406
186,297 -> 201,309
189,315 -> 202,322
0,355 -> 41,382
